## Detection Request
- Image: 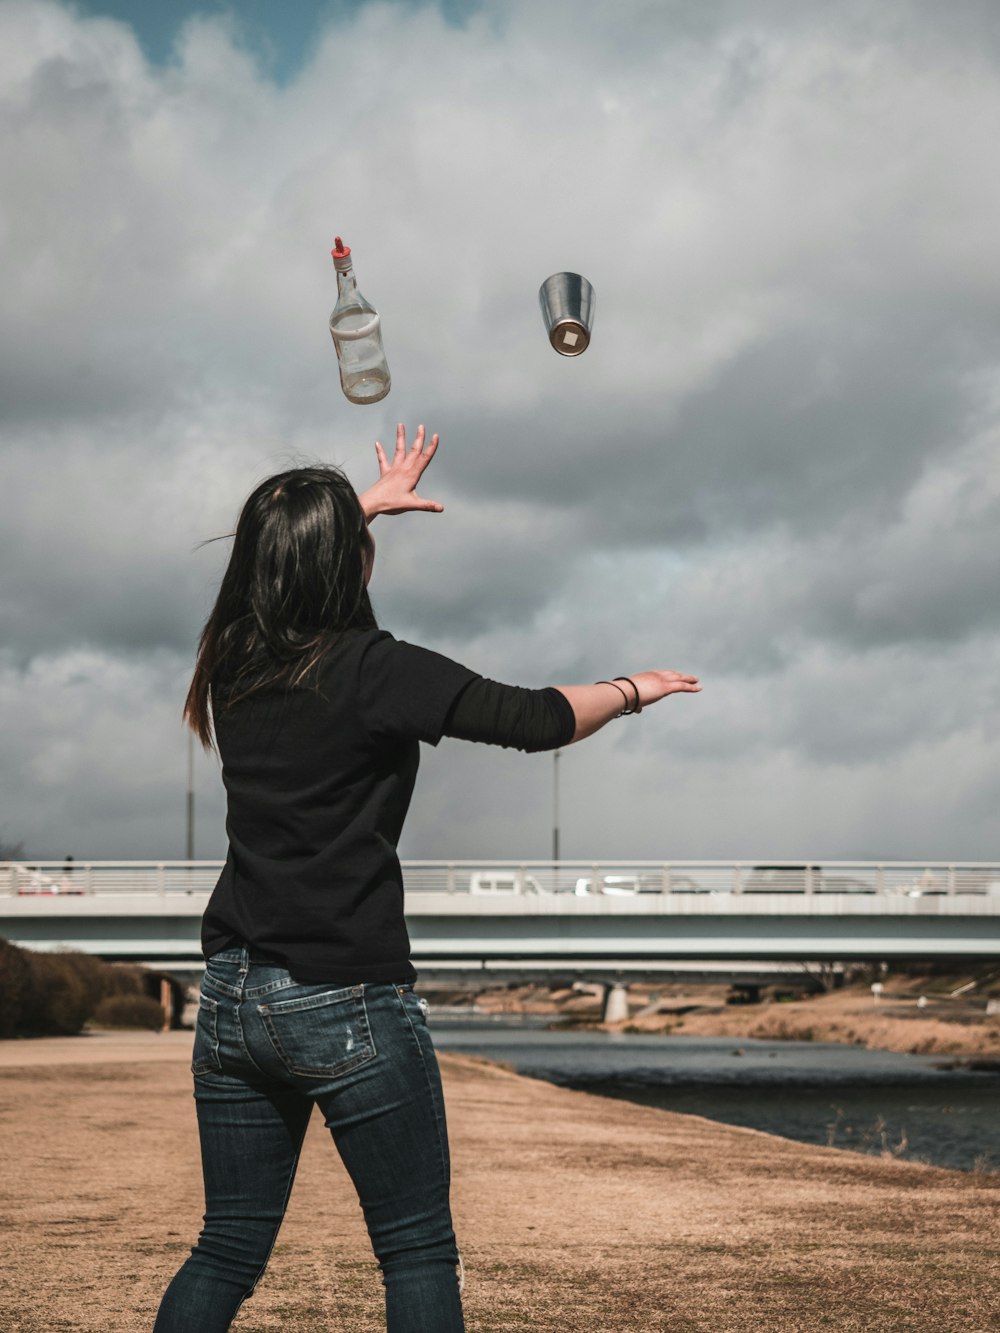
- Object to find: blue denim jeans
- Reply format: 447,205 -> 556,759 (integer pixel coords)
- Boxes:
153,948 -> 464,1332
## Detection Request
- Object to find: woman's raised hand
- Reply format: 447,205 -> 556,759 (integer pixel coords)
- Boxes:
359,423 -> 443,520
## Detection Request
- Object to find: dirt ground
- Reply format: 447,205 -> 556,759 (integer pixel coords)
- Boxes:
1,1030 -> 998,1333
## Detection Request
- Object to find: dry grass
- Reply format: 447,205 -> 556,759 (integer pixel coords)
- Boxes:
625,988 -> 1000,1059
0,1033 -> 998,1331
459,978 -> 1000,1060
466,975 -> 1000,1055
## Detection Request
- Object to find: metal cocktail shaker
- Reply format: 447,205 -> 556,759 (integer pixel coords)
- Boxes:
538,272 -> 595,356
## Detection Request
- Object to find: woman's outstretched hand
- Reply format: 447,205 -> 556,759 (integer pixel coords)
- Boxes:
555,671 -> 701,743
359,423 -> 443,521
627,670 -> 702,709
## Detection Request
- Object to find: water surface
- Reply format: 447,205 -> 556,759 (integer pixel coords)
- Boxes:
429,1014 -> 1000,1173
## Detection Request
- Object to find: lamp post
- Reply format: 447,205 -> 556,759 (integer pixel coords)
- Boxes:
552,748 -> 561,865
185,729 -> 194,861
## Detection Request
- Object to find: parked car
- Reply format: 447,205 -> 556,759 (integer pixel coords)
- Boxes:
15,867 -> 84,896
814,874 -> 876,894
16,867 -> 59,895
571,873 -> 664,896
900,868 -> 947,897
743,865 -> 874,894
742,865 -> 823,893
469,870 -> 542,895
570,872 -> 723,895
942,870 -> 1000,896
666,874 -> 712,894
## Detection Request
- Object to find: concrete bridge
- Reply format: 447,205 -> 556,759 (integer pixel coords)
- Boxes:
5,859 -> 999,976
6,858 -> 998,1020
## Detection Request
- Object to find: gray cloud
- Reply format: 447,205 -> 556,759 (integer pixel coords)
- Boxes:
2,0 -> 999,861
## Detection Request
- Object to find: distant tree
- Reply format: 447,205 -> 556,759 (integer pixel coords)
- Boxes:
0,834 -> 24,861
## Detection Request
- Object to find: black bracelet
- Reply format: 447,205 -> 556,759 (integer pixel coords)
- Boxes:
596,681 -> 630,717
613,676 -> 642,714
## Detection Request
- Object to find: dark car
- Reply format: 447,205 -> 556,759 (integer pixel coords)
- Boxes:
815,874 -> 875,894
743,865 -> 875,894
742,865 -> 822,893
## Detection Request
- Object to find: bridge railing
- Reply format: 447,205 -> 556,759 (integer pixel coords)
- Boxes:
1,862 -> 222,897
3,860 -> 1000,898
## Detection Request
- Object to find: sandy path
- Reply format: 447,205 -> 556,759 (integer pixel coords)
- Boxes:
0,1032 -> 998,1332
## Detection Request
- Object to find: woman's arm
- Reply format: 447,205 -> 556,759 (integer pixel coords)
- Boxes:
442,673 -> 701,750
358,423 -> 443,521
443,680 -> 575,752
555,672 -> 701,742
357,429 -> 701,743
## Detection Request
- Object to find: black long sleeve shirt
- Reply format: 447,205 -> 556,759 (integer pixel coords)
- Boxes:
443,677 -> 575,751
201,630 -> 575,983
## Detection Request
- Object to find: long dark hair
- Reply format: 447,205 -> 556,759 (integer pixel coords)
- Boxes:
184,465 -> 376,746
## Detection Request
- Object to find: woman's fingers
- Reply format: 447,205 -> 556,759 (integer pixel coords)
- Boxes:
365,426 -> 443,517
663,674 -> 701,694
408,426 -> 440,465
628,670 -> 702,707
401,427 -> 440,474
371,426 -> 441,509
380,426 -> 440,467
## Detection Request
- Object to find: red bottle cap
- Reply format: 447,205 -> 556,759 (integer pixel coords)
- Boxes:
331,236 -> 351,260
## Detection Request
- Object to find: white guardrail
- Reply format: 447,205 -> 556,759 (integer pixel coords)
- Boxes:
4,860 -> 1000,899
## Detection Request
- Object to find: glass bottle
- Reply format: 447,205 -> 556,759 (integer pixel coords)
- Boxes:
328,236 -> 391,404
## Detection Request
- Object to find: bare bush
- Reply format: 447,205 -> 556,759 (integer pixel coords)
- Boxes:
0,937 -> 32,1037
0,939 -> 163,1037
93,995 -> 165,1030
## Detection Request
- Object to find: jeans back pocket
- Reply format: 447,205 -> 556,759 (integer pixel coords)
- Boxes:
191,994 -> 222,1075
258,985 -> 376,1079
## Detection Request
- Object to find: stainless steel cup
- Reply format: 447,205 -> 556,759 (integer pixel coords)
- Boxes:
539,272 -> 595,356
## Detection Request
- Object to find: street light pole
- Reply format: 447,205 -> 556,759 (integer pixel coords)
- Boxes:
185,728 -> 195,861
552,748 -> 561,864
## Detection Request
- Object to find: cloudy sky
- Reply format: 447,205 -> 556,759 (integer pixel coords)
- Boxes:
2,0 -> 999,865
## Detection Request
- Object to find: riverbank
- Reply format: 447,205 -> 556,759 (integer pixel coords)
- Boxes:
629,990 -> 1000,1062
1,1031 -> 998,1331
452,974 -> 1000,1061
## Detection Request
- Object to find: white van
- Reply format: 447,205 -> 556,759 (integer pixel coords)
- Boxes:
469,870 -> 542,895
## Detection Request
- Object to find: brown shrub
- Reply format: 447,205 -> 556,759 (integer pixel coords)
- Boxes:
93,994 -> 165,1030
0,939 -> 167,1037
19,952 -> 95,1035
0,937 -> 32,1037
101,964 -> 149,998
20,949 -> 120,1035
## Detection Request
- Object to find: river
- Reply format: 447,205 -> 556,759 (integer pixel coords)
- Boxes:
428,1013 -> 1000,1173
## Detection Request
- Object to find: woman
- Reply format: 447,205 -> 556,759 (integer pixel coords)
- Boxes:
154,424 -> 700,1332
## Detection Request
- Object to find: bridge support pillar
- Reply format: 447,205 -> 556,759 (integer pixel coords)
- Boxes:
602,982 -> 630,1024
